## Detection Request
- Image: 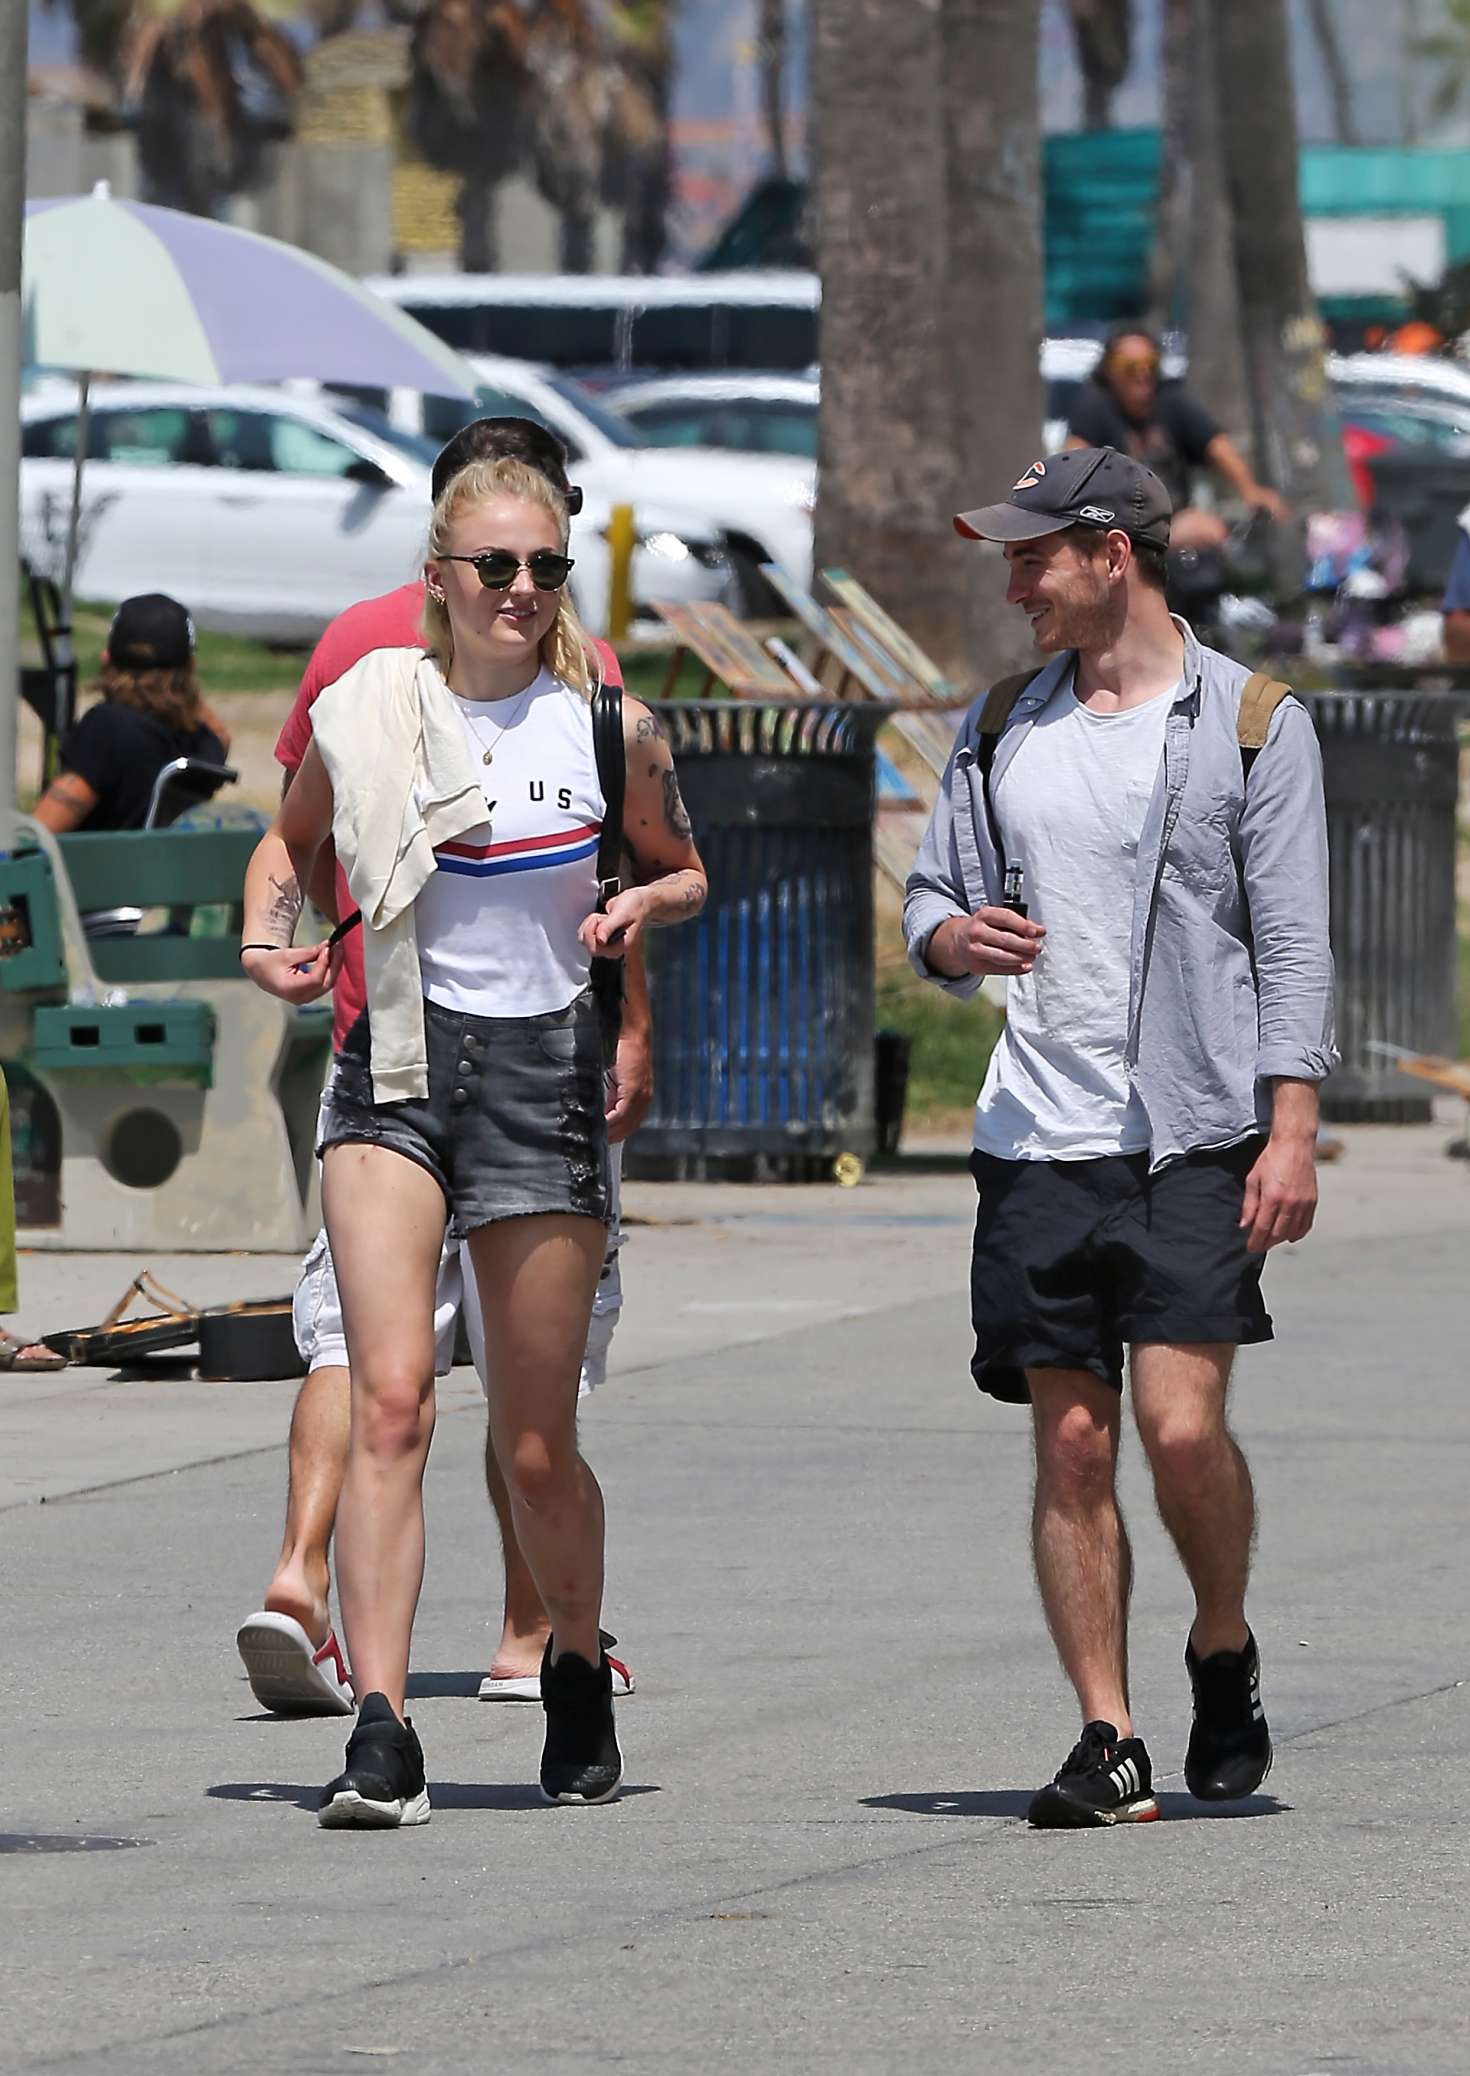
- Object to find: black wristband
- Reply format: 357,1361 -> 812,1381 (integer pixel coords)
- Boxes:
238,943 -> 278,960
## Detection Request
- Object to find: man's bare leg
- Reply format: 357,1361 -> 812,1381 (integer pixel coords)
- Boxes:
1029,1368 -> 1132,1733
483,1427 -> 552,1679
262,1364 -> 350,1647
1131,1342 -> 1253,1658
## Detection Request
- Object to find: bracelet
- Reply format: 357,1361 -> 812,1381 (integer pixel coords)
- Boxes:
238,943 -> 278,960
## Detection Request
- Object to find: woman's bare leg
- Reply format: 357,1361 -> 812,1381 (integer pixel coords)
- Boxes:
322,1144 -> 448,1719
465,1213 -> 606,1666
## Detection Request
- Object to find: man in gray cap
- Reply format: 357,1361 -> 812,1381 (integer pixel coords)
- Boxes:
904,447 -> 1337,1828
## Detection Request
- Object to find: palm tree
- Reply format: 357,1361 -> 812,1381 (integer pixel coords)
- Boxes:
1150,0 -> 1248,441
941,0 -> 1044,676
398,0 -> 672,273
1213,0 -> 1349,526
1412,0 -> 1470,124
811,0 -> 963,675
598,2 -> 675,274
813,0 -> 1042,684
757,0 -> 788,178
1065,0 -> 1131,131
50,2 -> 304,218
1303,0 -> 1361,145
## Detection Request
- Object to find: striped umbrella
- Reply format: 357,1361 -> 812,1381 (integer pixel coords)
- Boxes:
22,182 -> 476,647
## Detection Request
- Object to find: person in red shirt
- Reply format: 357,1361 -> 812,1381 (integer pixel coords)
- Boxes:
236,418 -> 652,1720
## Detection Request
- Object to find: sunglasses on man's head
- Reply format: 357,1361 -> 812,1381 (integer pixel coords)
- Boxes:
439,549 -> 576,591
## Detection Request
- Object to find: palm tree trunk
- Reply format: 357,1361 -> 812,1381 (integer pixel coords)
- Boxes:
458,172 -> 498,273
1214,0 -> 1349,521
811,0 -> 971,679
1304,0 -> 1360,146
757,0 -> 788,178
940,0 -> 1044,676
1067,0 -> 1132,133
1151,0 -> 1249,445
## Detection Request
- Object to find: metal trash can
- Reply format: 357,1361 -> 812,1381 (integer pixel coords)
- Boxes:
1302,679 -> 1465,1123
624,700 -> 891,1181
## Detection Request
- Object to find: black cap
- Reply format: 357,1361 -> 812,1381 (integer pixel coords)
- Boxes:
955,446 -> 1172,551
107,594 -> 195,671
431,416 -> 583,515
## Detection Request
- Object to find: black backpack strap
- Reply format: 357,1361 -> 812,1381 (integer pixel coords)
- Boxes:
975,666 -> 1045,870
589,677 -> 626,1059
592,677 -> 625,903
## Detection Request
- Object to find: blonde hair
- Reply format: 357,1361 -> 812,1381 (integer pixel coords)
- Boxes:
421,457 -> 603,699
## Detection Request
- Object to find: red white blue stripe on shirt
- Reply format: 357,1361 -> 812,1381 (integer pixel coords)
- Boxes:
435,821 -> 601,879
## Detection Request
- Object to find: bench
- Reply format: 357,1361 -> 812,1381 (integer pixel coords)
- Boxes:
0,824 -> 331,1252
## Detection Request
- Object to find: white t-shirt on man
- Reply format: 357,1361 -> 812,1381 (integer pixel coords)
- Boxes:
971,670 -> 1176,1161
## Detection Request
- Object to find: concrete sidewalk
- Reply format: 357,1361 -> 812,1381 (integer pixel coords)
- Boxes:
2,1119 -> 1467,2073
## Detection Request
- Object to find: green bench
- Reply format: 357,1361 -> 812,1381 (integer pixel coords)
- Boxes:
0,824 -> 331,1252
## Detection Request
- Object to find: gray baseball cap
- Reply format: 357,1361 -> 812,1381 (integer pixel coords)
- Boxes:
955,446 -> 1173,551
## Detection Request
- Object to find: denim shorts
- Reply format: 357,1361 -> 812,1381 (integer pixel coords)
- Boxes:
319,991 -> 611,1237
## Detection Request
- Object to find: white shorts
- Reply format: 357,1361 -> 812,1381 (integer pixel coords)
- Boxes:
293,1146 -> 624,1400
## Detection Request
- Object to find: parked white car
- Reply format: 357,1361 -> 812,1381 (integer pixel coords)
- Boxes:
608,373 -> 820,460
19,381 -> 729,642
302,353 -> 817,610
601,342 -> 1140,466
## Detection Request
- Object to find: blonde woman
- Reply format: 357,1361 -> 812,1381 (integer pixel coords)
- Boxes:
241,458 -> 706,1826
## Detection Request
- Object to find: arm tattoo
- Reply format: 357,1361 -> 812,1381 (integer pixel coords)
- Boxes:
662,769 -> 693,841
634,712 -> 666,745
42,774 -> 94,810
264,870 -> 304,946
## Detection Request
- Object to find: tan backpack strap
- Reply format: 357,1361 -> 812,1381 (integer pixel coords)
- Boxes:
978,668 -> 1042,736
1236,671 -> 1292,751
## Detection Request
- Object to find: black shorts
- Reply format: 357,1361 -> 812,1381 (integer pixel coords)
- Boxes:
968,1139 -> 1273,1404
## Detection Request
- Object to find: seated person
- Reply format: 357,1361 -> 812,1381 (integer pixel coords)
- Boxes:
1065,325 -> 1288,552
34,594 -> 232,834
1441,525 -> 1470,663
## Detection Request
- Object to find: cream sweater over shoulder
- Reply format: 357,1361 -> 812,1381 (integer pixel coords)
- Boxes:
312,646 -> 485,1103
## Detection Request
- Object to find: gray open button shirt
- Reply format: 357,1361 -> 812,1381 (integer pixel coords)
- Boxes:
903,621 -> 1339,1171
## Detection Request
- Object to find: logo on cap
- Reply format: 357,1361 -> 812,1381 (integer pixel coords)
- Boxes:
1012,461 -> 1047,490
1078,504 -> 1116,524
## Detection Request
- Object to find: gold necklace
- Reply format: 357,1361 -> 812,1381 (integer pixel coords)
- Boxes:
457,682 -> 536,766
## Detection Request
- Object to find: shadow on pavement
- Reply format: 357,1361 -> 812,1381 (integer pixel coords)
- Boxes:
207,1781 -> 660,1811
406,1671 -> 485,1698
863,1789 -> 1288,1822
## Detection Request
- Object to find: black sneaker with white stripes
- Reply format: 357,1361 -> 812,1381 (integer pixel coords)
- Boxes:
318,1692 -> 431,1829
1028,1720 -> 1160,1828
1185,1630 -> 1272,1800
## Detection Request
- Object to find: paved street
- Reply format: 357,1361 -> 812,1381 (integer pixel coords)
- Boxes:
2,1119 -> 1467,2074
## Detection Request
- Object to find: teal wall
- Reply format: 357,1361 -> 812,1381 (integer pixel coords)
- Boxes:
1045,129 -> 1470,330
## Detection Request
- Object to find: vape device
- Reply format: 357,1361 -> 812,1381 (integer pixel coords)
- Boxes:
1001,865 -> 1027,919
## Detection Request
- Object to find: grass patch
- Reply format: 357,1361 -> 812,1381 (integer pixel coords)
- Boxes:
875,950 -> 1002,1125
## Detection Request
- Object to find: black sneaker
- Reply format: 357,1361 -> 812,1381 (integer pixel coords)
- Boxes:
317,1692 -> 431,1829
539,1641 -> 623,1805
1185,1631 -> 1272,1800
1028,1721 -> 1160,1828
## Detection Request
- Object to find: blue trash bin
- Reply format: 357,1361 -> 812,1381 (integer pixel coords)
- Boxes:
624,700 -> 891,1181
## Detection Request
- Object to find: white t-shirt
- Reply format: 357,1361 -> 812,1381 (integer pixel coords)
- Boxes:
414,668 -> 605,1017
972,670 -> 1176,1161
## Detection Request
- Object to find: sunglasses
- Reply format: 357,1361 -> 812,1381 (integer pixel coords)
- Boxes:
1112,356 -> 1160,379
439,549 -> 575,592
